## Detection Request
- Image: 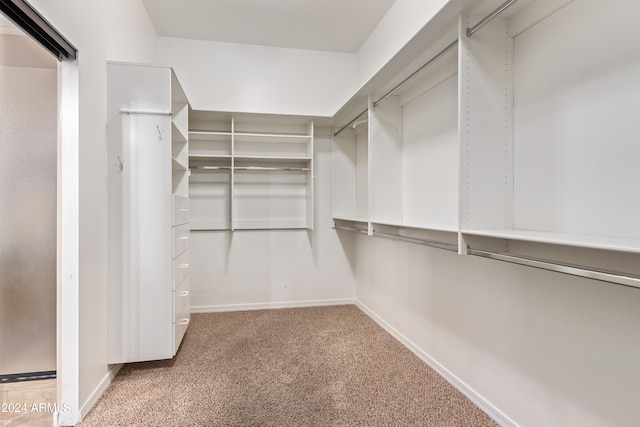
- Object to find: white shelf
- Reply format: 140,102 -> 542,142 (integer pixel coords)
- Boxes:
189,113 -> 314,230
189,154 -> 232,160
189,131 -> 309,143
172,157 -> 187,171
234,132 -> 311,143
233,218 -> 308,230
234,166 -> 310,172
371,220 -> 458,234
462,229 -> 640,254
333,216 -> 368,223
234,155 -> 311,163
189,130 -> 232,140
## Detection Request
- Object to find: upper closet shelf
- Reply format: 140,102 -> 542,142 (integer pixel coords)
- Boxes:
234,132 -> 311,142
189,154 -> 232,159
371,220 -> 458,234
332,217 -> 370,234
188,131 -> 232,140
234,155 -> 311,162
462,229 -> 640,254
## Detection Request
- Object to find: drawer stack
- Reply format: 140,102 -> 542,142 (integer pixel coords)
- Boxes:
173,195 -> 191,352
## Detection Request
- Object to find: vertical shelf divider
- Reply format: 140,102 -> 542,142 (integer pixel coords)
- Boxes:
458,14 -> 514,254
230,115 -> 235,231
307,120 -> 314,229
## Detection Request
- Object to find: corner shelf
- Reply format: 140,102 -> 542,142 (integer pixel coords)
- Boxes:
188,112 -> 314,231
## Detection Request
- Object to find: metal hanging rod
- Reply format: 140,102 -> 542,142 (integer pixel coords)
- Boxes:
235,166 -> 311,172
466,0 -> 520,37
333,224 -> 369,235
373,39 -> 459,108
120,109 -> 173,116
333,108 -> 368,137
373,230 -> 458,252
468,248 -> 640,289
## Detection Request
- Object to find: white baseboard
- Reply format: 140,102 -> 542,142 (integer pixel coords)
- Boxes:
355,300 -> 518,427
191,298 -> 355,313
78,364 -> 123,421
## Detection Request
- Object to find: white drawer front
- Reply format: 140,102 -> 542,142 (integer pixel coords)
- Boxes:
174,277 -> 191,354
174,276 -> 191,324
172,195 -> 190,226
172,223 -> 190,258
173,248 -> 190,290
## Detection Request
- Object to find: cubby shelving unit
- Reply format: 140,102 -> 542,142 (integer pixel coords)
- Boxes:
189,111 -> 314,231
331,0 -> 640,288
107,63 -> 191,363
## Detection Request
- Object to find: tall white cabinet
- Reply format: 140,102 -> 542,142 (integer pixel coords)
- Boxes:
107,63 -> 191,364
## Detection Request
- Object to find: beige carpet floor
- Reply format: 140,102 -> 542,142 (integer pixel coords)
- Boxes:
79,305 -> 497,426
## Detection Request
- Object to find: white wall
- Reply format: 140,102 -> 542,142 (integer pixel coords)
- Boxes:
355,0 -> 449,86
157,37 -> 356,116
156,1 -> 458,119
27,0 -> 158,423
355,236 -> 640,426
190,128 -> 356,311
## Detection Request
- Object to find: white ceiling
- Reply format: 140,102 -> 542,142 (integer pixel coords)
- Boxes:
141,0 -> 396,53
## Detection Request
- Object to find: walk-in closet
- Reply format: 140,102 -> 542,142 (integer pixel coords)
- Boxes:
2,0 -> 640,425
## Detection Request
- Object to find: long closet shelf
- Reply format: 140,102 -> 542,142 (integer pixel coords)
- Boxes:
188,131 -> 232,140
234,155 -> 311,162
333,215 -> 368,222
233,219 -> 309,230
234,132 -> 311,142
235,166 -> 310,172
189,154 -> 232,159
190,165 -> 309,172
332,216 -> 370,228
462,229 -> 640,254
371,220 -> 458,234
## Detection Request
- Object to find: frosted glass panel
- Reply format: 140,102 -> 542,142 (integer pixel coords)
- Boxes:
0,66 -> 57,375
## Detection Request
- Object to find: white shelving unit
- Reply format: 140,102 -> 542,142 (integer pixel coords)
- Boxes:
332,39 -> 459,238
332,0 -> 640,286
107,63 -> 191,364
189,112 -> 314,230
459,0 -> 640,255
